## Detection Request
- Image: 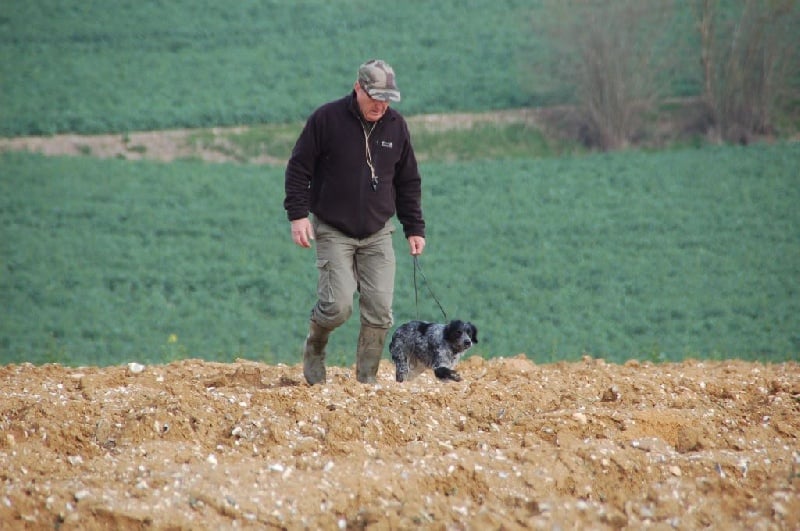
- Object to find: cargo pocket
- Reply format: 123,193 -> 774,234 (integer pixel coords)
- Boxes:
316,259 -> 334,303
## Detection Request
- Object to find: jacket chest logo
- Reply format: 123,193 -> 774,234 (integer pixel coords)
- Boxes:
380,141 -> 393,148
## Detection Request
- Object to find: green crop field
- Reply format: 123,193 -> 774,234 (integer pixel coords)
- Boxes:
1,1 -> 798,367
1,0 -> 705,137
2,143 -> 798,367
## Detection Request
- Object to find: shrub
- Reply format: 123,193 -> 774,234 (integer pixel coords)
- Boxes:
691,0 -> 800,142
533,0 -> 676,150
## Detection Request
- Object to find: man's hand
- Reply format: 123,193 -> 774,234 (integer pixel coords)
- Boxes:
408,235 -> 426,256
291,218 -> 315,248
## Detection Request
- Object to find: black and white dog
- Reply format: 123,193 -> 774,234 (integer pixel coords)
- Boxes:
390,320 -> 478,382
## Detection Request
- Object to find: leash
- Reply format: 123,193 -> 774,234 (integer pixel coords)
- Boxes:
412,255 -> 448,321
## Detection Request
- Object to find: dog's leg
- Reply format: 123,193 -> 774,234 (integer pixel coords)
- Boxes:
433,367 -> 462,382
391,349 -> 409,382
395,359 -> 409,382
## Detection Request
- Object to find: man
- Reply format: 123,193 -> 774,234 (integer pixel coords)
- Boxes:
284,59 -> 426,385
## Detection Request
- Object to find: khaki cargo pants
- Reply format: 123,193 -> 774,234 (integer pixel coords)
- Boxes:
310,217 -> 396,330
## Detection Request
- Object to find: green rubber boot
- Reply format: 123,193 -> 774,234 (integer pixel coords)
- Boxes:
303,320 -> 332,385
356,325 -> 388,384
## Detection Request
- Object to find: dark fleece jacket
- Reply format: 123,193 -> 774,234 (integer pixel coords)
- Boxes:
284,92 -> 425,239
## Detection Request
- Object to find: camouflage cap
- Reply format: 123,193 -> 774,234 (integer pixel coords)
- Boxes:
357,59 -> 401,102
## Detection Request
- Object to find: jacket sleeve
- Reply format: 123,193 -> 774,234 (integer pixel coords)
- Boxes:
283,114 -> 320,221
393,122 -> 426,238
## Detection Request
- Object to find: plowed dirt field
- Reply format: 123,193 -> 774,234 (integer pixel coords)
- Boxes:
1,357 -> 798,530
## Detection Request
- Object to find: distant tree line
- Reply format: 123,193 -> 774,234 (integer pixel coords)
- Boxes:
535,0 -> 799,149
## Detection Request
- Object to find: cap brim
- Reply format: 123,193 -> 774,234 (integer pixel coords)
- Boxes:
368,89 -> 401,102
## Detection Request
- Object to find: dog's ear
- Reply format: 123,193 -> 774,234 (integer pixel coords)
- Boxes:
467,322 -> 478,344
444,320 -> 464,343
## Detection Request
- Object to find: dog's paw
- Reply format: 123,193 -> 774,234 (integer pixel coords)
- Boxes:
434,367 -> 462,382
